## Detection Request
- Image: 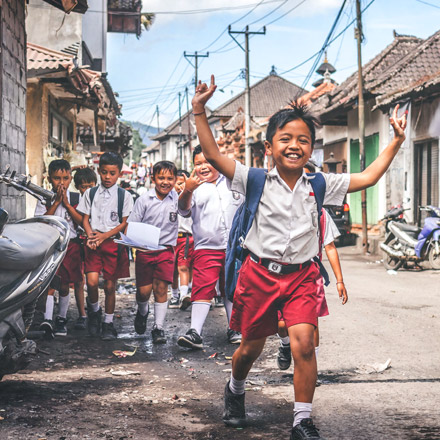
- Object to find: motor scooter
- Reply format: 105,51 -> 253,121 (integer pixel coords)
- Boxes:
0,167 -> 69,380
380,205 -> 440,271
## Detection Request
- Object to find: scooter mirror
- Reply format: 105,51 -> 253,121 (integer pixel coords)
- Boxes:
0,208 -> 9,235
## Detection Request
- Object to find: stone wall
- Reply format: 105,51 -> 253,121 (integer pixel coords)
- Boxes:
0,0 -> 26,220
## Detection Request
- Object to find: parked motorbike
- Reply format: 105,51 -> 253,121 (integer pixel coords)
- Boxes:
0,167 -> 69,380
381,204 -> 408,234
380,205 -> 440,271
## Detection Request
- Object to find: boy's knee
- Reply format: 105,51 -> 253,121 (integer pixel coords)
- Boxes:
291,337 -> 315,361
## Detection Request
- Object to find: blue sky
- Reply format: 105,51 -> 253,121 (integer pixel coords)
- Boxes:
107,0 -> 440,128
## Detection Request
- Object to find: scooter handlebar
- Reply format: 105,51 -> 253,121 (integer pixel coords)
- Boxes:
26,182 -> 56,204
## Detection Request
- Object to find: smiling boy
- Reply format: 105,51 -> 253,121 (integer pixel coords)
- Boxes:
77,152 -> 133,341
191,75 -> 406,439
127,161 -> 179,344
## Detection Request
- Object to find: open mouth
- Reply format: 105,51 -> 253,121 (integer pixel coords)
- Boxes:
284,152 -> 303,163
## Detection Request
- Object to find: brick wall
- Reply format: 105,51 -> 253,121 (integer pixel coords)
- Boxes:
0,0 -> 26,220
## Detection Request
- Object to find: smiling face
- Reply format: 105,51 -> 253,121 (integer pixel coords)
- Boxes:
98,164 -> 121,188
49,169 -> 72,192
175,175 -> 186,194
194,152 -> 219,183
153,169 -> 177,200
265,118 -> 313,174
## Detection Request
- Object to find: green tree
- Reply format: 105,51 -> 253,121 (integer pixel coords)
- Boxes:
125,124 -> 146,164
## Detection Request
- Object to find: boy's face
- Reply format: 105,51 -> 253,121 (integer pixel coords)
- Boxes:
49,169 -> 72,191
265,119 -> 313,173
175,175 -> 186,194
194,152 -> 219,183
153,170 -> 177,199
98,164 -> 121,188
77,182 -> 96,195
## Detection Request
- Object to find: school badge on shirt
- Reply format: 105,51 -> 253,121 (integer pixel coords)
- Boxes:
169,212 -> 177,222
110,211 -> 119,222
232,191 -> 240,200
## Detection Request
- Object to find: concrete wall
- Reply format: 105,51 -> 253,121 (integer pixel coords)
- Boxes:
0,0 -> 27,220
26,0 -> 82,56
82,0 -> 107,71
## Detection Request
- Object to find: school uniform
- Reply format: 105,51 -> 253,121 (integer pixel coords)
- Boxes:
179,174 -> 244,302
77,183 -> 133,281
127,188 -> 179,286
175,214 -> 194,268
35,190 -> 83,284
229,162 -> 350,340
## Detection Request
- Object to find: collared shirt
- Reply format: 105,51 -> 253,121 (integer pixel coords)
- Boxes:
231,161 -> 350,264
178,213 -> 193,235
77,183 -> 133,233
127,188 -> 179,246
323,209 -> 340,247
34,189 -> 78,240
179,174 -> 244,250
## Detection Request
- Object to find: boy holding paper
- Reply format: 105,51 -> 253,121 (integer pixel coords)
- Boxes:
127,161 -> 179,344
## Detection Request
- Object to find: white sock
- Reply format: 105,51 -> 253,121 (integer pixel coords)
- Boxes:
229,374 -> 246,395
224,296 -> 233,323
89,301 -> 100,313
188,281 -> 192,289
137,300 -> 149,316
279,335 -> 290,346
315,346 -> 319,360
104,313 -> 113,323
58,293 -> 70,319
180,285 -> 189,298
171,288 -> 179,299
190,302 -> 210,335
154,302 -> 168,330
44,295 -> 54,320
293,402 -> 313,427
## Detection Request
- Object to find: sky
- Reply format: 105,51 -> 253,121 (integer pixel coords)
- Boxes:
107,0 -> 440,129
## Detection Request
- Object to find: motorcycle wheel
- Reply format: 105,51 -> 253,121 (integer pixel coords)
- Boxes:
382,238 -> 404,271
428,247 -> 440,270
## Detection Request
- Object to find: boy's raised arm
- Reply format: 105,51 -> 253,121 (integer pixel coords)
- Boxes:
192,75 -> 236,181
348,105 -> 407,193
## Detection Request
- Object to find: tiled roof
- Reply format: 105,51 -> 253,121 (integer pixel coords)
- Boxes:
27,43 -> 74,71
311,34 -> 422,118
108,0 -> 141,10
211,74 -> 308,118
60,41 -> 81,58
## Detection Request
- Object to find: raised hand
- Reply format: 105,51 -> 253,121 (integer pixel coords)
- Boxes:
184,169 -> 206,193
191,75 -> 217,113
390,104 -> 407,142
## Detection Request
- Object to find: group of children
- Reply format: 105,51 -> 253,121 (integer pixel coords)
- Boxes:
36,74 -> 407,439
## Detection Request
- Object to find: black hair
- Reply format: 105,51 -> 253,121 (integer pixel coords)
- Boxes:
48,159 -> 71,176
99,152 -> 123,171
304,161 -> 316,173
120,180 -> 131,189
73,167 -> 97,188
153,160 -> 177,177
177,169 -> 190,178
193,145 -> 203,163
266,101 -> 320,147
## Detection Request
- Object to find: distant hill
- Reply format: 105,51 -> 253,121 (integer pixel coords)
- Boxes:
123,121 -> 162,146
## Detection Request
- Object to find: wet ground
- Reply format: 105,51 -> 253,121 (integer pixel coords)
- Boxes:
1,247 -> 440,439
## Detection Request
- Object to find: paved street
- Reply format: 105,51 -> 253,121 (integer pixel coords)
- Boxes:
0,246 -> 439,440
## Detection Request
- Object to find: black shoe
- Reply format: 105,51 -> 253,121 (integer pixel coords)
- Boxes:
290,418 -> 323,439
39,319 -> 54,339
134,310 -> 148,334
87,305 -> 102,337
54,316 -> 68,336
222,381 -> 246,428
227,328 -> 242,344
177,328 -> 203,349
179,295 -> 191,311
74,316 -> 87,330
101,322 -> 118,341
214,296 -> 224,307
169,296 -> 180,308
151,325 -> 166,344
277,343 -> 292,370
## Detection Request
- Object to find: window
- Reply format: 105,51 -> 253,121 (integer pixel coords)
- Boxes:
49,110 -> 72,151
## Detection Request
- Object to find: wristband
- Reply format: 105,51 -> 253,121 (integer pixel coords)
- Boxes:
192,111 -> 205,116
336,281 -> 344,284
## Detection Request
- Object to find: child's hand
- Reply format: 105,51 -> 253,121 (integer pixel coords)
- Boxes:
88,231 -> 106,248
61,186 -> 69,206
192,75 -> 217,113
184,169 -> 206,193
86,239 -> 97,250
337,281 -> 348,305
390,104 -> 407,142
54,185 -> 64,205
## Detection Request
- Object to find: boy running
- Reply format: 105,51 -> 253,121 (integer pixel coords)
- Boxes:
192,75 -> 406,439
77,152 -> 133,341
127,161 -> 179,344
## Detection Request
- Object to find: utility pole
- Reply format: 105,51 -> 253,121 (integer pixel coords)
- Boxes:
185,87 -> 192,153
184,51 -> 209,91
229,25 -> 266,167
156,105 -> 160,133
178,92 -> 183,167
355,0 -> 368,253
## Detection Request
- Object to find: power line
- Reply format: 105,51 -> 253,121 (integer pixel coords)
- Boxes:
415,0 -> 440,9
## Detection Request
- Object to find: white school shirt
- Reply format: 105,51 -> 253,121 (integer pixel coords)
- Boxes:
178,213 -> 193,235
323,209 -> 340,247
127,188 -> 179,246
231,161 -> 350,264
77,183 -> 133,233
34,189 -> 78,240
179,174 -> 244,251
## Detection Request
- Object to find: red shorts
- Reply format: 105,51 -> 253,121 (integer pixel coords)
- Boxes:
174,236 -> 194,268
84,238 -> 130,281
191,249 -> 225,302
135,247 -> 175,287
57,240 -> 83,284
230,255 -> 321,340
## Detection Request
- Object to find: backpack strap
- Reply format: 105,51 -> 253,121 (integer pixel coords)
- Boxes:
117,187 -> 125,224
69,191 -> 80,207
89,186 -> 98,206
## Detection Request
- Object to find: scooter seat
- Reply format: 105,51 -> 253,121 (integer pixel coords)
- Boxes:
0,222 -> 60,271
394,223 -> 420,234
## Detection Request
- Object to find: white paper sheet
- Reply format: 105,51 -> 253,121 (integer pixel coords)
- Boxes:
115,222 -> 165,251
